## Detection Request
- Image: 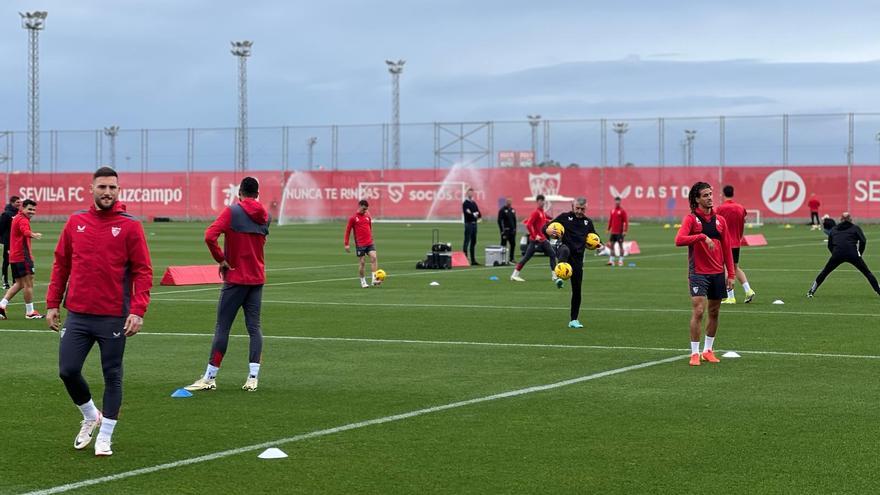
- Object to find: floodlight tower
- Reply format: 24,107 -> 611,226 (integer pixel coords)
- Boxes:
306,137 -> 317,170
386,59 -> 405,169
612,122 -> 628,166
231,40 -> 253,172
104,125 -> 119,168
527,114 -> 541,162
20,11 -> 48,173
684,129 -> 697,166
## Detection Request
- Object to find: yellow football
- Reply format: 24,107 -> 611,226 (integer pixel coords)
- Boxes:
548,222 -> 565,238
554,262 -> 573,280
375,269 -> 387,281
585,233 -> 602,250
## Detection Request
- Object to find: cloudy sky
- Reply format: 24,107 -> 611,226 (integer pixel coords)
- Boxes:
2,0 -> 879,168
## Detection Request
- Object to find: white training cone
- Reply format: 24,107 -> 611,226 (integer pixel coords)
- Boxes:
429,281 -> 440,286
772,299 -> 784,305
258,448 -> 288,459
722,351 -> 741,358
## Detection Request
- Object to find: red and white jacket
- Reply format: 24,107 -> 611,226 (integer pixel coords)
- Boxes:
205,198 -> 270,286
47,202 -> 153,317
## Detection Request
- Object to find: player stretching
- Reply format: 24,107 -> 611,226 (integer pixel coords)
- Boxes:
186,177 -> 269,392
675,182 -> 734,366
511,194 -> 557,283
606,196 -> 628,267
546,197 -> 597,329
808,212 -> 880,298
344,199 -> 380,288
0,199 -> 44,319
48,167 -> 153,456
716,185 -> 755,304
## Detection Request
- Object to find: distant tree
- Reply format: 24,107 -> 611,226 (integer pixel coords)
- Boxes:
567,162 -> 580,168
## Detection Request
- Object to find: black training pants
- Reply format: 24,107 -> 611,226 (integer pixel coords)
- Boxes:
463,223 -> 478,263
557,245 -> 585,321
501,229 -> 516,261
812,253 -> 880,295
2,242 -> 9,284
208,283 -> 264,367
517,239 -> 557,270
58,311 -> 127,420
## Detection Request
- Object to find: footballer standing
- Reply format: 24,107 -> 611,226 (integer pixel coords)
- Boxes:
47,167 -> 153,456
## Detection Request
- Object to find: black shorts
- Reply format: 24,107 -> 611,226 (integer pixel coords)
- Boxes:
610,233 -> 625,244
11,260 -> 34,279
356,244 -> 376,257
688,273 -> 726,300
732,247 -> 740,265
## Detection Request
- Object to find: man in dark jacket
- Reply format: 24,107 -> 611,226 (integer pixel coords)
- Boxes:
497,197 -> 517,263
0,196 -> 22,289
462,188 -> 481,265
808,212 -> 880,298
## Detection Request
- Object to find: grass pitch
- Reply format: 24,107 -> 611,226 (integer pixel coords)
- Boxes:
2,219 -> 879,494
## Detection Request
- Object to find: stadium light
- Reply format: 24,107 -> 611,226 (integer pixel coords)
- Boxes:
527,115 -> 541,162
386,59 -> 405,169
684,129 -> 697,166
306,136 -> 317,170
612,122 -> 628,166
231,40 -> 253,172
103,126 -> 120,169
20,11 -> 48,173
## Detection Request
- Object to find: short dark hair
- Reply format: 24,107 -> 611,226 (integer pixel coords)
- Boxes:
9,195 -> 20,204
358,199 -> 369,207
536,194 -> 545,201
22,199 -> 37,208
723,185 -> 734,198
240,177 -> 259,198
93,167 -> 118,180
614,196 -> 621,201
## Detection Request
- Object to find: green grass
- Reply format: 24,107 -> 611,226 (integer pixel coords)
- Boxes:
2,220 -> 880,494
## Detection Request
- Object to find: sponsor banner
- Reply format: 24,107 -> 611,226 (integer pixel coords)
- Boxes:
2,166 -> 871,221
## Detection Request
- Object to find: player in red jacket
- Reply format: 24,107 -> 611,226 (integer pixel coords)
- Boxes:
715,185 -> 756,304
808,194 -> 821,230
344,199 -> 379,288
186,177 -> 269,393
0,199 -> 44,319
510,194 -> 557,283
675,182 -> 734,367
606,196 -> 629,267
47,167 -> 153,456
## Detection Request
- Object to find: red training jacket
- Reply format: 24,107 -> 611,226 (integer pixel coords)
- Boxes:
715,199 -> 746,248
9,213 -> 34,263
344,211 -> 374,248
607,206 -> 629,235
525,207 -> 551,241
808,197 -> 820,212
674,209 -> 735,278
47,202 -> 153,317
205,198 -> 269,286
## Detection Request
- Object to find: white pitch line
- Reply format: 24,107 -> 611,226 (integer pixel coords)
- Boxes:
22,354 -> 686,495
4,328 -> 879,360
149,297 -> 880,319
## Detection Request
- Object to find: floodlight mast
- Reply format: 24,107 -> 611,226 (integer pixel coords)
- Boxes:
386,59 -> 405,169
104,126 -> 120,168
612,122 -> 628,166
527,115 -> 541,163
231,40 -> 253,172
306,137 -> 317,170
684,129 -> 697,166
20,11 -> 48,173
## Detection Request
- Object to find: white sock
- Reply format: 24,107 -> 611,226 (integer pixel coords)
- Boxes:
0,298 -> 8,309
691,341 -> 700,354
77,399 -> 100,421
727,289 -> 735,299
97,417 -> 117,441
742,282 -> 752,292
360,277 -> 367,284
249,362 -> 260,378
204,364 -> 219,380
704,336 -> 715,352
512,269 -> 520,277
26,303 -> 34,313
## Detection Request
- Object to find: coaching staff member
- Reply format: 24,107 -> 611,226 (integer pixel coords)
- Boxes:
808,212 -> 880,298
497,197 -> 517,263
47,167 -> 153,456
546,197 -> 597,329
462,188 -> 481,265
0,195 -> 22,289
